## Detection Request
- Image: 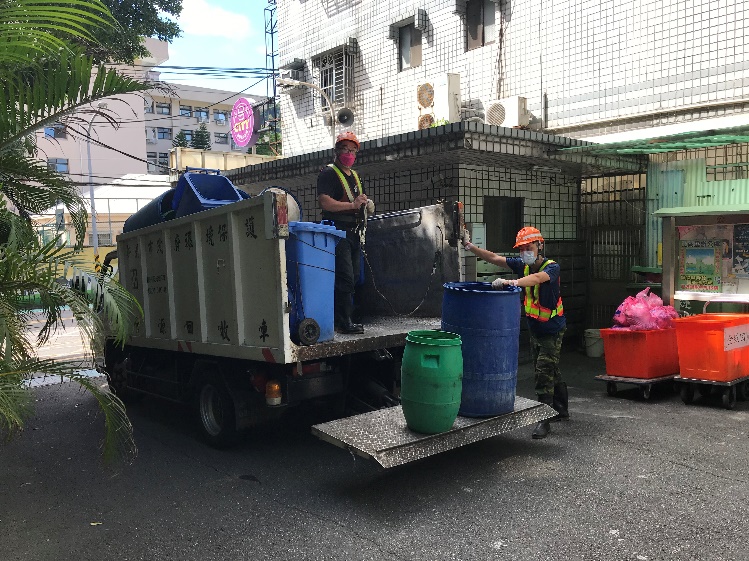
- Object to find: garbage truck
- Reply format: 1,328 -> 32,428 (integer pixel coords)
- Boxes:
104,170 -> 553,467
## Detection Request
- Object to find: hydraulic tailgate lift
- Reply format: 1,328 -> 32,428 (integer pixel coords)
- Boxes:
312,397 -> 555,468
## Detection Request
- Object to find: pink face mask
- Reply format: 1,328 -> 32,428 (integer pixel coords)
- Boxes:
338,152 -> 356,168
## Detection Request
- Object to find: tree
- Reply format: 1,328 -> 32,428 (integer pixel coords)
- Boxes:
75,1 -> 183,64
173,130 -> 189,148
0,0 -> 149,463
190,123 -> 211,151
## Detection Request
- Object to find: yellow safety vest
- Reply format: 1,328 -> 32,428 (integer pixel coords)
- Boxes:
327,163 -> 363,202
523,259 -> 564,321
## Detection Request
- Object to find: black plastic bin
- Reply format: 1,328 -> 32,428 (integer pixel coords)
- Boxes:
172,169 -> 244,218
122,189 -> 176,233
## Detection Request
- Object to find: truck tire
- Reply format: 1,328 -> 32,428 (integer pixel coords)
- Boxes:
196,380 -> 238,448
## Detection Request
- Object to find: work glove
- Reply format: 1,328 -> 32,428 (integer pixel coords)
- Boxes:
366,199 -> 375,215
460,229 -> 471,247
492,278 -> 514,290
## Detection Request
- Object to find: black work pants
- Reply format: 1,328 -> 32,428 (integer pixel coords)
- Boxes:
335,230 -> 361,296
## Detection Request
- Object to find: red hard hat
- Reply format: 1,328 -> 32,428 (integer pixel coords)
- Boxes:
514,226 -> 544,248
335,131 -> 360,150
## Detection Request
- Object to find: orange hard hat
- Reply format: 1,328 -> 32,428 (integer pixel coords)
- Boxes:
335,131 -> 360,150
514,226 -> 544,248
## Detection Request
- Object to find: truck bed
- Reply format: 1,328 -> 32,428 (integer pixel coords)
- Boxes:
291,315 -> 441,361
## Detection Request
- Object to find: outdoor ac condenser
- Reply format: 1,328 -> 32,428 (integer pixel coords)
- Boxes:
485,96 -> 530,128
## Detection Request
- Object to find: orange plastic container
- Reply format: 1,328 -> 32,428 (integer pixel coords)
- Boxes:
600,328 -> 679,379
672,314 -> 749,382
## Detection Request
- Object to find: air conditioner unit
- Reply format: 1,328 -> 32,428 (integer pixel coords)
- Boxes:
416,74 -> 461,130
485,96 -> 530,127
146,128 -> 157,143
197,116 -> 209,124
215,119 -> 227,126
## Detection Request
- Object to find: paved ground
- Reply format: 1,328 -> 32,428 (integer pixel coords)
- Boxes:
2,345 -> 748,561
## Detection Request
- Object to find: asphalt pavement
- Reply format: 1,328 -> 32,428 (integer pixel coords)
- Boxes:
1,348 -> 748,561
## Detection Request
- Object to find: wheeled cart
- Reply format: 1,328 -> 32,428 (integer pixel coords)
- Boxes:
675,374 -> 749,410
595,374 -> 677,400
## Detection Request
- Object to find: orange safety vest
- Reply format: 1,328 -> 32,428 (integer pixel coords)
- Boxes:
327,163 -> 363,202
523,259 -> 564,322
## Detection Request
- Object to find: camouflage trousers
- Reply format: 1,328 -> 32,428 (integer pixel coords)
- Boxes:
529,328 -> 566,398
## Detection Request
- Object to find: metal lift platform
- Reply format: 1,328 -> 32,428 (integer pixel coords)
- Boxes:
311,397 -> 556,468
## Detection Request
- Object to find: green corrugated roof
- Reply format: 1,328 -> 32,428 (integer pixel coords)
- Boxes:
654,204 -> 749,217
559,125 -> 749,155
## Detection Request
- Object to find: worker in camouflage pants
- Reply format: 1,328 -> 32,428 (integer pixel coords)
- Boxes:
462,226 -> 567,439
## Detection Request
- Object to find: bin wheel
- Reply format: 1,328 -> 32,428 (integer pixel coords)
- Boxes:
680,384 -> 695,405
640,384 -> 652,400
298,318 -> 320,346
196,379 -> 238,448
722,386 -> 737,410
696,384 -> 711,398
737,381 -> 749,402
606,382 -> 617,396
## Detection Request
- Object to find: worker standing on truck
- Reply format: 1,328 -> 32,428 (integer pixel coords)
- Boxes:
317,131 -> 375,334
462,226 -> 567,439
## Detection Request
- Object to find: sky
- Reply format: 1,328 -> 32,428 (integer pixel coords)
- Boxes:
162,0 -> 272,98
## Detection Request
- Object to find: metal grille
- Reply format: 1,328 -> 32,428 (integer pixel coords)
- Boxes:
312,46 -> 354,110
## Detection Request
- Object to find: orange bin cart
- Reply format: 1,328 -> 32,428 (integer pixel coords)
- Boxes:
595,328 -> 680,400
672,313 -> 749,409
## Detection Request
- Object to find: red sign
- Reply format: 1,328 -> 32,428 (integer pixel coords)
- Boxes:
230,97 -> 255,147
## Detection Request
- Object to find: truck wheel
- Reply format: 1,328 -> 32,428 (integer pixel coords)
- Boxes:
196,380 -> 238,448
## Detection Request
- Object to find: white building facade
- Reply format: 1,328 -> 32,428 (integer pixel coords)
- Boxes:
277,0 -> 749,156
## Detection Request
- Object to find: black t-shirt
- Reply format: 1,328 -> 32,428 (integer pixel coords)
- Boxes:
317,165 -> 361,222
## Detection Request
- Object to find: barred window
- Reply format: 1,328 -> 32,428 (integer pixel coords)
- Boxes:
311,45 -> 355,110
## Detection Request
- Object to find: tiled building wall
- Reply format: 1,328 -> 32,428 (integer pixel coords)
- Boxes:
278,0 -> 748,155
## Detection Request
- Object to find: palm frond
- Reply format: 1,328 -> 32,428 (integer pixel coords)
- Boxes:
0,1 -> 114,66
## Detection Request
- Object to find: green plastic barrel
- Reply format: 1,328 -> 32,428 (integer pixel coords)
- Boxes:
401,330 -> 463,434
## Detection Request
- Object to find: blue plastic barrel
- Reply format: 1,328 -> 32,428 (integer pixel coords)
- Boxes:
286,222 -> 345,344
441,282 -> 522,417
172,171 -> 243,218
122,189 -> 176,233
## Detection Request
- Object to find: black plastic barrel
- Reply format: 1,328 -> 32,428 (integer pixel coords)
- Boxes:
122,189 -> 176,233
441,282 -> 522,417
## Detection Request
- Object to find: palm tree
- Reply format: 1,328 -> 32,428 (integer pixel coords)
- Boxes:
0,1 -> 152,463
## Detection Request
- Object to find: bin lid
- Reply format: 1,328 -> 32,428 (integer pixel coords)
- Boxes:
289,221 -> 346,238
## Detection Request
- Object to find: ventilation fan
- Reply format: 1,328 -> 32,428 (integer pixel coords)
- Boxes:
417,83 -> 434,108
485,101 -> 506,126
418,114 -> 435,130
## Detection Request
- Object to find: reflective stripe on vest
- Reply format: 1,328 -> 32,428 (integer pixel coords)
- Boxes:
327,163 -> 363,202
523,259 -> 564,321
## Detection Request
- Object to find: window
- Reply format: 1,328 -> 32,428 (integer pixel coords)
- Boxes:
157,127 -> 172,140
213,110 -> 229,124
196,107 -> 209,122
311,45 -> 355,110
47,158 -> 69,173
214,133 -> 229,144
88,232 -> 112,247
399,24 -> 422,71
44,123 -> 67,139
158,152 -> 169,169
466,0 -> 496,51
182,129 -> 193,143
146,152 -> 158,174
156,102 -> 171,115
180,105 -> 193,117
144,100 -> 154,113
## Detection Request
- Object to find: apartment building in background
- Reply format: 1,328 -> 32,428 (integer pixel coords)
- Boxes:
34,38 -> 266,185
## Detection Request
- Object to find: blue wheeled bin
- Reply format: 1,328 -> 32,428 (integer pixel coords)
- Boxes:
286,222 -> 346,345
172,168 -> 244,218
441,282 -> 522,416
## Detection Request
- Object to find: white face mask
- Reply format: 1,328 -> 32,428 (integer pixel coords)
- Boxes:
521,250 -> 536,265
